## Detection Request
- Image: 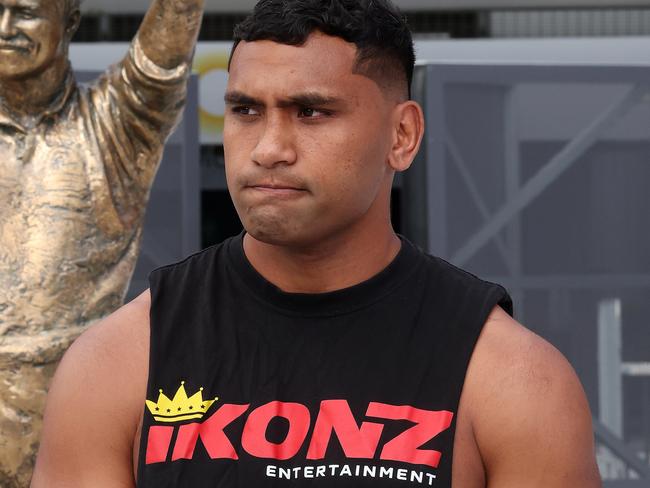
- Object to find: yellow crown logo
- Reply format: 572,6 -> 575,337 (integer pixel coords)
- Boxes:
146,381 -> 218,423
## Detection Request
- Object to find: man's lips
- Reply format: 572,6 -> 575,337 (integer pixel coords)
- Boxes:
244,182 -> 308,198
249,184 -> 304,190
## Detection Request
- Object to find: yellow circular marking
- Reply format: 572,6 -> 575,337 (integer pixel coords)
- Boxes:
193,53 -> 230,136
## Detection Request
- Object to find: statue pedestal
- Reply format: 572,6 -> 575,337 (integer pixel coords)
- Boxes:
0,325 -> 90,487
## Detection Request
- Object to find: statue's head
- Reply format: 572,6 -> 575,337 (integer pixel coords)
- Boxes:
0,0 -> 81,80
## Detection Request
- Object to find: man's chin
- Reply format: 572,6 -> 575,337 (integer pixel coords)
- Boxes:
244,224 -> 299,248
243,218 -> 323,250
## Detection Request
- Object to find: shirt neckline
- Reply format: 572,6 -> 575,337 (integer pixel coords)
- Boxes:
226,232 -> 422,317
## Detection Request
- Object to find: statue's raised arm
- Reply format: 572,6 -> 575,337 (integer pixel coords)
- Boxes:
82,0 -> 207,235
0,1 -> 204,485
138,0 -> 206,70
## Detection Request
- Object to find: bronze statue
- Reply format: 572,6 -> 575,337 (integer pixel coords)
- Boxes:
0,0 -> 205,484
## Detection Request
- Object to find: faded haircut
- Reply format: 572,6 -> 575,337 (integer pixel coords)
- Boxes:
230,0 -> 415,100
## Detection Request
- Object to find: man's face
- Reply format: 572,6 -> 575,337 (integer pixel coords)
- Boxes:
0,0 -> 68,79
224,33 -> 397,248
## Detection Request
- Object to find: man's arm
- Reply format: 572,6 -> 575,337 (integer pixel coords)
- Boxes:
464,306 -> 602,487
31,292 -> 151,487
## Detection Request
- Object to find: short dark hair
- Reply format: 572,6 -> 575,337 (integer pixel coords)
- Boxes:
230,0 -> 415,99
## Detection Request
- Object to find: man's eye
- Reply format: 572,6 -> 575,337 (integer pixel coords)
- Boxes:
232,106 -> 260,116
298,108 -> 329,118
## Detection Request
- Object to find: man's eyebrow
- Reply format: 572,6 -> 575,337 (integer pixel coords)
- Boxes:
280,93 -> 344,108
224,90 -> 344,108
224,91 -> 264,106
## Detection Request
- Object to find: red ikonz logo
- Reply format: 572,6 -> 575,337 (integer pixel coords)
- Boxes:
146,400 -> 453,468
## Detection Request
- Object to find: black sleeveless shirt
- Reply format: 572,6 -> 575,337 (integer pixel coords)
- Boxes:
137,233 -> 512,487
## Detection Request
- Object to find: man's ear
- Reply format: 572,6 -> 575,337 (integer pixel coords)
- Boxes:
65,9 -> 81,41
387,100 -> 425,172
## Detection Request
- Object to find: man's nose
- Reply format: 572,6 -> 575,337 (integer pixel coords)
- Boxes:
251,117 -> 297,168
0,9 -> 17,38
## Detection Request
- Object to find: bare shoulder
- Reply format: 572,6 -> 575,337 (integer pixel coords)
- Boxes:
462,306 -> 601,488
32,291 -> 151,487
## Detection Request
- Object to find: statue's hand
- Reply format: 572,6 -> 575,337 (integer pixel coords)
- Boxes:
137,0 -> 206,70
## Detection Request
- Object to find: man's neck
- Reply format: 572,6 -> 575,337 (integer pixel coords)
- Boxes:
0,56 -> 70,128
243,227 -> 402,294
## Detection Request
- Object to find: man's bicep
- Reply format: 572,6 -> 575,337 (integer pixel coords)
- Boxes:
33,298 -> 149,486
471,310 -> 601,487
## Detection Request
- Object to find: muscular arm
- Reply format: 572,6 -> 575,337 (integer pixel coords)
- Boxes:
31,292 -> 151,487
137,0 -> 205,69
463,307 -> 601,487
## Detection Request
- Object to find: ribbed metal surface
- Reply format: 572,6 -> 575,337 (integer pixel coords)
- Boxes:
73,8 -> 650,43
76,0 -> 650,14
491,8 -> 650,37
72,11 -> 485,42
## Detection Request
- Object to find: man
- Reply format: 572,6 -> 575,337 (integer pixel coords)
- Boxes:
34,0 -> 602,486
0,0 -> 203,483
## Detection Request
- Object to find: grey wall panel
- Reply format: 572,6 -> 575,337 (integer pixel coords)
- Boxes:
406,63 -> 650,482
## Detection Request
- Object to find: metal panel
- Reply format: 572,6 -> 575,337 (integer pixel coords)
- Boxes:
406,62 -> 650,483
491,9 -> 650,38
595,421 -> 650,480
424,65 -> 449,258
599,299 -> 624,439
452,84 -> 645,267
604,482 -> 650,488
